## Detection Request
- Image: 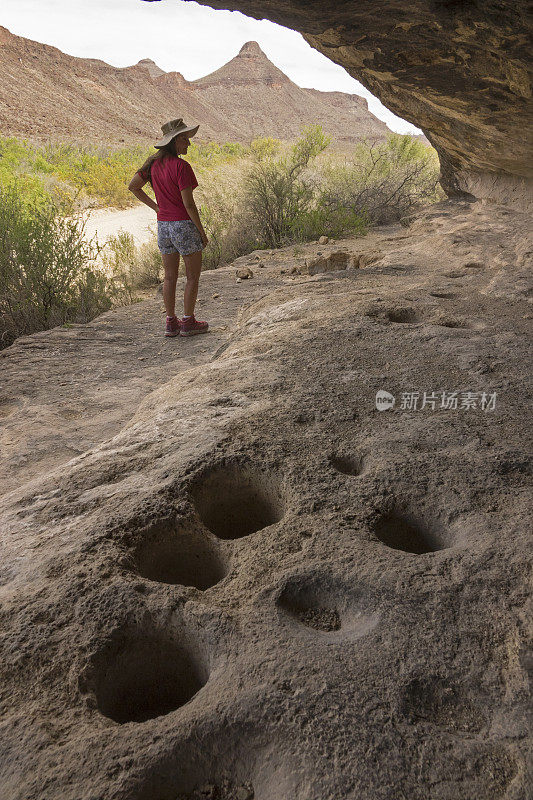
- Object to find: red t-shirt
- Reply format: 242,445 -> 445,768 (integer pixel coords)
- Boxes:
138,155 -> 198,221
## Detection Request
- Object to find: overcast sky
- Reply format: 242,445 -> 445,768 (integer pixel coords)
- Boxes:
1,0 -> 422,135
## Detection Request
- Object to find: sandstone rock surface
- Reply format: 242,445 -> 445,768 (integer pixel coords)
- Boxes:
0,201 -> 531,799
236,267 -> 254,279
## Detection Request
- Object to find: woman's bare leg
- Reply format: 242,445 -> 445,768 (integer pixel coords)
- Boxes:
161,252 -> 180,317
183,250 -> 202,316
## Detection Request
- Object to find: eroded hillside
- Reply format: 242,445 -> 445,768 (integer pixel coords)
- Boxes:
0,29 -> 388,146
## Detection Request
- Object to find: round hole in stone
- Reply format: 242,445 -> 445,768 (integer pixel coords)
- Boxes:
397,675 -> 488,732
130,733 -> 307,800
277,582 -> 341,632
373,510 -> 447,554
329,452 -> 364,476
437,317 -> 470,329
276,574 -> 379,639
387,308 -> 421,324
285,601 -> 341,632
133,524 -> 226,590
190,462 -> 285,540
93,632 -> 206,724
430,291 -> 457,299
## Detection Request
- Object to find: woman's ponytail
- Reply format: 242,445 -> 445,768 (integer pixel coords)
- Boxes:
138,140 -> 176,184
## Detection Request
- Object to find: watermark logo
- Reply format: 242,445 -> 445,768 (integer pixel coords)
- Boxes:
376,390 -> 497,412
375,390 -> 396,411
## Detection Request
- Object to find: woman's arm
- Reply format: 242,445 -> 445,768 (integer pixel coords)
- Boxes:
181,187 -> 208,246
128,173 -> 159,214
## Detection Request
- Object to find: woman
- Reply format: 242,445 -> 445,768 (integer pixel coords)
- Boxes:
128,118 -> 209,337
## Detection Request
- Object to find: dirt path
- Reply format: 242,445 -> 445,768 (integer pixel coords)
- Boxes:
83,203 -> 157,248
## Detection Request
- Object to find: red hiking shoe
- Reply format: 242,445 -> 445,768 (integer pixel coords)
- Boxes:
179,315 -> 209,336
164,315 -> 181,337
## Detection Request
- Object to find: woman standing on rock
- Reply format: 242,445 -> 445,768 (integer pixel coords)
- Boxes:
129,118 -> 209,337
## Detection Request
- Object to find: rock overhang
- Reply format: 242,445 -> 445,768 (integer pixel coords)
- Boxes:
164,0 -> 533,207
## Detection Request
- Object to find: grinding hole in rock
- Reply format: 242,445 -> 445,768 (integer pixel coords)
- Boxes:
373,510 -> 448,554
130,734 -> 305,800
276,574 -> 379,639
430,291 -> 457,299
93,633 -> 206,723
387,308 -> 422,324
397,675 -> 488,733
437,318 -> 471,329
190,462 -> 285,540
329,452 -> 364,476
133,524 -> 226,590
288,604 -> 341,632
278,577 -> 344,633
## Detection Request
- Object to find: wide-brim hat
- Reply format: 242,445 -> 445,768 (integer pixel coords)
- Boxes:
155,118 -> 199,148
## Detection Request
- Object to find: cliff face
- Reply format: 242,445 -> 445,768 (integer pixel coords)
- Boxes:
0,27 -> 389,147
177,0 -> 533,206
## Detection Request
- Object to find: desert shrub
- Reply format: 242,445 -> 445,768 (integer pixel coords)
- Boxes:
195,158 -> 260,269
0,136 -> 149,210
243,125 -> 332,248
197,126 -> 369,260
0,137 -> 57,210
136,236 -> 163,287
187,139 -> 247,168
42,142 -> 153,208
100,230 -> 139,305
101,230 -> 162,301
194,129 -> 444,268
0,135 -> 251,211
249,136 -> 281,161
0,185 -> 110,348
289,204 -> 368,242
317,134 -> 443,226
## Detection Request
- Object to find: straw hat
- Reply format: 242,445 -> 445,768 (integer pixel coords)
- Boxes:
155,118 -> 199,148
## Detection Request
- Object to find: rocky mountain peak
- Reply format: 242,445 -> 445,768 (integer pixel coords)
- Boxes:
193,40 -> 290,88
238,41 -> 267,57
135,58 -> 165,78
0,25 -> 14,45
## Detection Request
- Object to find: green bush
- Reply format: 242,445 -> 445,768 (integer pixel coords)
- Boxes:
0,135 -> 251,212
196,159 -> 259,269
195,129 -> 442,267
243,125 -> 332,248
101,230 -> 162,302
197,126 -> 369,260
42,142 -> 152,208
317,134 -> 443,226
0,185 -> 110,348
100,230 -> 139,305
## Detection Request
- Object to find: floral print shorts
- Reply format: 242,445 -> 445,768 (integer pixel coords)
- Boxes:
157,220 -> 204,256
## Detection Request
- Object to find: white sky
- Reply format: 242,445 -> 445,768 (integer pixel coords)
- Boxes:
0,0 -> 422,135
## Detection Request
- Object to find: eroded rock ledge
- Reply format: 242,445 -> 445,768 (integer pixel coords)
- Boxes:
182,0 -> 532,207
0,201 -> 531,799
